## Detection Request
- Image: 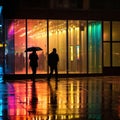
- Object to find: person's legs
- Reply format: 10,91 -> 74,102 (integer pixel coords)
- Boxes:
32,67 -> 36,75
55,66 -> 58,80
48,66 -> 54,80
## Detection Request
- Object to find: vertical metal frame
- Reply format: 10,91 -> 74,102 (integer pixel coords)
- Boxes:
25,19 -> 28,74
86,20 -> 88,74
101,21 -> 104,72
66,20 -> 69,75
110,21 -> 112,67
47,19 -> 49,75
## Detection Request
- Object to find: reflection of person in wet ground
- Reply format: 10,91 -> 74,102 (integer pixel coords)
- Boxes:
29,50 -> 38,76
48,81 -> 58,119
48,48 -> 59,81
29,80 -> 38,115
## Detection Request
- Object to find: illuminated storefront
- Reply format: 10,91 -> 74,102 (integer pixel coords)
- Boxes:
3,19 -> 120,75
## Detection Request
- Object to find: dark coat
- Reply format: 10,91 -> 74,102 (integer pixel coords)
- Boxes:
48,52 -> 59,67
29,52 -> 38,67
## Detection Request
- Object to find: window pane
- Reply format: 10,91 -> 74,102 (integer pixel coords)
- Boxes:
103,43 -> 110,66
103,21 -> 110,41
49,20 -> 66,73
112,43 -> 120,66
27,20 -> 47,74
68,20 -> 87,73
5,19 -> 26,74
112,22 -> 120,41
88,21 -> 102,73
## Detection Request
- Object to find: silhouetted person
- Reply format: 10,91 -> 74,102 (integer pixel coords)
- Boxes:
29,50 -> 38,76
48,48 -> 59,80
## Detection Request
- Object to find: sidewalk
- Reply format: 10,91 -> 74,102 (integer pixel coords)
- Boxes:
0,76 -> 120,120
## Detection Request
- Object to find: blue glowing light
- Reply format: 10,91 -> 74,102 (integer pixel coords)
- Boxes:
0,6 -> 3,14
0,67 -> 3,82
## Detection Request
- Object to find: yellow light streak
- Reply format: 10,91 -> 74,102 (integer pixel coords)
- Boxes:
0,43 -> 7,47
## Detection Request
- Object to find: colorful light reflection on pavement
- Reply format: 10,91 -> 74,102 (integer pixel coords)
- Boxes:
0,66 -> 3,83
0,76 -> 120,120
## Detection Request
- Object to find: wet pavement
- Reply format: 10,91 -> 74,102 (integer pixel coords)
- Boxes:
0,76 -> 120,120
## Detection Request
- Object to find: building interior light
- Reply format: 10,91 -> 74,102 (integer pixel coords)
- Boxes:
0,6 -> 2,14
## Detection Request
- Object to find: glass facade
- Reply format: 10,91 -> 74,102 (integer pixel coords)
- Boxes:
103,21 -> 110,67
88,21 -> 102,73
103,21 -> 120,67
49,20 -> 67,74
27,20 -> 47,74
103,43 -> 110,66
5,20 -> 26,74
112,22 -> 120,66
68,20 -> 87,73
3,19 -> 120,75
112,43 -> 120,66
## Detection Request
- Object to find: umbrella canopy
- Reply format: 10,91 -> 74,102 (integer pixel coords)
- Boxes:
25,47 -> 42,52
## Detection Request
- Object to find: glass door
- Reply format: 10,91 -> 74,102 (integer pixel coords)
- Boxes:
88,21 -> 102,73
68,20 -> 87,74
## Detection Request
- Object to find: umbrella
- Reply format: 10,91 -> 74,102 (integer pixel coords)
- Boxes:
25,47 -> 42,52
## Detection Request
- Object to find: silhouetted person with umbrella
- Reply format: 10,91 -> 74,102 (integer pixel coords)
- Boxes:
48,48 -> 59,81
29,50 -> 38,76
